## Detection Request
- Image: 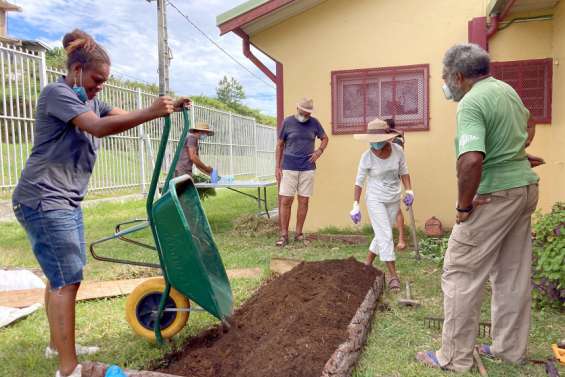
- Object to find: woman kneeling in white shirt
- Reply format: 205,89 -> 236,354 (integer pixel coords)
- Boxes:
350,118 -> 414,293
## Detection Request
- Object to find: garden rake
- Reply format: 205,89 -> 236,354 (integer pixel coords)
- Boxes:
424,316 -> 492,338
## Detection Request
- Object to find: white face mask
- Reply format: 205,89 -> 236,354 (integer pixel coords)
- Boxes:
442,83 -> 453,100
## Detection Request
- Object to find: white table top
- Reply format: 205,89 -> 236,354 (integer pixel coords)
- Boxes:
194,180 -> 276,189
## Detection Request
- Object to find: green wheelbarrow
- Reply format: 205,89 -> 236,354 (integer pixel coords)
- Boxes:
90,109 -> 233,343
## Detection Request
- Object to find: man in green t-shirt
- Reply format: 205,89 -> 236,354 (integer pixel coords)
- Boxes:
416,44 -> 541,372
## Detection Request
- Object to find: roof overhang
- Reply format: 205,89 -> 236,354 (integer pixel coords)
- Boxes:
0,36 -> 50,52
217,0 -> 326,36
487,0 -> 559,17
0,1 -> 22,12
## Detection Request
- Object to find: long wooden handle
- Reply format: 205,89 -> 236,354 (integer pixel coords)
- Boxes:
473,347 -> 489,377
407,206 -> 420,261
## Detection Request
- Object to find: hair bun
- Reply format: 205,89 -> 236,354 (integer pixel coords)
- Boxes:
63,29 -> 95,55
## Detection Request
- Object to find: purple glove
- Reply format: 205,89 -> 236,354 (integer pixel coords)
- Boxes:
403,190 -> 414,207
350,202 -> 361,224
211,168 -> 219,184
351,212 -> 361,224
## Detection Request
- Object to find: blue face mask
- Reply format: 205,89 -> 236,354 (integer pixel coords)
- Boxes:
371,142 -> 387,150
199,134 -> 207,140
73,68 -> 88,103
73,86 -> 88,103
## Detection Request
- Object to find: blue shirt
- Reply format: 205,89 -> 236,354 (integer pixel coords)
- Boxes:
278,115 -> 326,171
13,77 -> 112,210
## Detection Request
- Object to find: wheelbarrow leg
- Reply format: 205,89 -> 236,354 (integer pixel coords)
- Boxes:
264,187 -> 270,219
154,281 -> 172,345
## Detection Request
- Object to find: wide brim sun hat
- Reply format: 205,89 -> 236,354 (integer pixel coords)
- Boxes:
189,122 -> 215,136
353,118 -> 399,143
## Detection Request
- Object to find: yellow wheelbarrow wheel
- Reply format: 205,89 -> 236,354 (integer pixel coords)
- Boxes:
126,277 -> 190,341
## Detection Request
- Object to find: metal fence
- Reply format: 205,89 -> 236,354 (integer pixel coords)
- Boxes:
0,43 -> 276,194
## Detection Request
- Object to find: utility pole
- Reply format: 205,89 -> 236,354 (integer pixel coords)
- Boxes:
147,0 -> 171,94
156,0 -> 170,95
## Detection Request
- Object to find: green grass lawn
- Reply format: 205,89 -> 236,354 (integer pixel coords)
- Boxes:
0,187 -> 562,377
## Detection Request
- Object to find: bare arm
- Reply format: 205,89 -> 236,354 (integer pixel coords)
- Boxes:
73,97 -> 192,137
188,146 -> 212,175
400,174 -> 412,191
275,138 -> 285,182
354,185 -> 362,202
107,108 -> 129,116
72,96 -> 174,138
456,151 -> 484,209
319,135 -> 329,152
309,135 -> 329,163
276,139 -> 285,169
527,153 -> 545,168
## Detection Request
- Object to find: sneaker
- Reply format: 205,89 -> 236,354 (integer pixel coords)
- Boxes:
45,344 -> 100,359
55,364 -> 82,377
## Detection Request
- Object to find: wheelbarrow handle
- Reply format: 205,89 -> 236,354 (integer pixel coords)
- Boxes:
162,108 -> 192,195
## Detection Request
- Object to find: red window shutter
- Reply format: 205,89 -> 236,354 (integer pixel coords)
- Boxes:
331,64 -> 429,134
491,59 -> 552,124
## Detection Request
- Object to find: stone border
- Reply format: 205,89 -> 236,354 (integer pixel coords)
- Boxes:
321,272 -> 385,377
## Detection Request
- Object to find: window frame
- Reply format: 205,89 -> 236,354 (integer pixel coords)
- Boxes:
330,64 -> 430,135
490,58 -> 553,124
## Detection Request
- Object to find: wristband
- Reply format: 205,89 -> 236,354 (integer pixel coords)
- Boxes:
456,204 -> 474,213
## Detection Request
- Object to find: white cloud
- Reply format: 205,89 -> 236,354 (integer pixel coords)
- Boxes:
9,0 -> 276,115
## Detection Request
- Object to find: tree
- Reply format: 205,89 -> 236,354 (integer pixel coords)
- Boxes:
46,47 -> 67,70
216,75 -> 245,106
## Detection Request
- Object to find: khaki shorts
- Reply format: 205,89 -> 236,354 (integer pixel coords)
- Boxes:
279,170 -> 315,197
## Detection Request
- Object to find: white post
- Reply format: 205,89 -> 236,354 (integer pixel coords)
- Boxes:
229,112 -> 234,178
38,51 -> 47,89
273,127 -> 277,177
254,120 -> 259,180
137,88 -> 146,193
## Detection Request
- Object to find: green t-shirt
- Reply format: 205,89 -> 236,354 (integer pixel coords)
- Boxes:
455,77 -> 539,194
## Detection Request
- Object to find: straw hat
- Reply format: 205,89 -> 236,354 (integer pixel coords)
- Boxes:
353,118 -> 399,143
297,97 -> 314,114
190,122 -> 215,136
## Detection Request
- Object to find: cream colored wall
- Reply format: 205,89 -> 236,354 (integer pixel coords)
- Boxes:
544,2 -> 565,211
251,0 -> 560,231
490,11 -> 564,213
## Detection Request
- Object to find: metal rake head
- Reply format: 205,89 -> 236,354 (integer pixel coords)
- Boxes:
424,316 -> 491,338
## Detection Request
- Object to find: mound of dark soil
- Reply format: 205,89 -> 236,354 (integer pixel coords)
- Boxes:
157,258 -> 381,377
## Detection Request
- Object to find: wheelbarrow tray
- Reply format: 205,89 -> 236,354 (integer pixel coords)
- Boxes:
151,175 -> 233,320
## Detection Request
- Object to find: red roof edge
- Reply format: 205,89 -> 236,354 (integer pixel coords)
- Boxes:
219,0 -> 295,36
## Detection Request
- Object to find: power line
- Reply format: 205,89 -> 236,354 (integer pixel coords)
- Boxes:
165,0 -> 276,90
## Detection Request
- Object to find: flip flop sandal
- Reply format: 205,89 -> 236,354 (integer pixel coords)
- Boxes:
294,233 -> 310,246
415,351 -> 449,371
275,235 -> 288,247
477,344 -> 496,359
387,276 -> 401,293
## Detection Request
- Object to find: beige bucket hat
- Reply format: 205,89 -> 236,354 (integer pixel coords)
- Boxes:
297,97 -> 314,114
190,122 -> 215,136
353,118 -> 399,142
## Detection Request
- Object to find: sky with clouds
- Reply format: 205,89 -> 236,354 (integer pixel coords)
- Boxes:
7,0 -> 277,115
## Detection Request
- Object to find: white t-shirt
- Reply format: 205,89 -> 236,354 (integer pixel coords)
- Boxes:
355,143 -> 409,203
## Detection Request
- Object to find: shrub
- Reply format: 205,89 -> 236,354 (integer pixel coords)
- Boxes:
191,173 -> 216,201
532,202 -> 565,310
418,236 -> 449,265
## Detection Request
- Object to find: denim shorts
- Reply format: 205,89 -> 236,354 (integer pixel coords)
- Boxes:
13,201 -> 86,289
